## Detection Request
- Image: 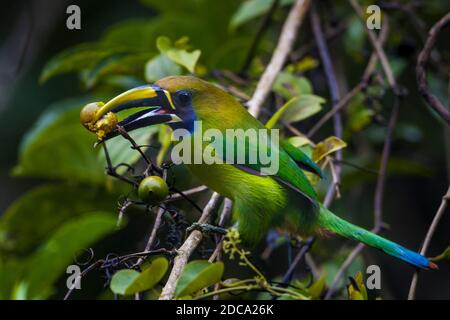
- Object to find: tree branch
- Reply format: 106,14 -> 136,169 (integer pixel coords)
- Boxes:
159,193 -> 222,300
310,2 -> 343,206
416,12 -> 450,123
408,185 -> 450,299
408,11 -> 450,300
281,237 -> 315,283
349,0 -> 398,92
166,185 -> 209,201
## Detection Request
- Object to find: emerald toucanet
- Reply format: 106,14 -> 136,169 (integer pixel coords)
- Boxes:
82,76 -> 436,270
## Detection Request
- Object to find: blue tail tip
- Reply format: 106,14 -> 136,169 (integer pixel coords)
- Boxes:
399,247 -> 438,270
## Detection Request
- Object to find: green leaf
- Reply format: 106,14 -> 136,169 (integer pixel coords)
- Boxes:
288,56 -> 319,73
40,43 -> 126,83
308,274 -> 326,299
347,93 -> 374,132
265,95 -> 324,129
344,16 -> 366,61
313,136 -> 347,163
0,258 -> 24,300
175,260 -> 224,297
25,212 -> 117,298
430,246 -> 450,262
287,136 -> 312,148
156,125 -> 173,166
230,0 -> 294,30
11,282 -> 32,300
323,255 -> 364,294
110,256 -> 169,295
156,36 -> 201,73
103,75 -> 145,90
0,184 -> 117,255
273,72 -> 313,99
140,0 -> 198,13
207,36 -> 254,71
101,19 -> 158,51
110,270 -> 140,295
13,124 -> 104,184
18,97 -> 94,154
145,54 -> 182,82
12,99 -> 105,184
81,53 -> 151,89
347,272 -> 368,300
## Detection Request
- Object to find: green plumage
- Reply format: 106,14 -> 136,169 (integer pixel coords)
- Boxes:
154,76 -> 433,269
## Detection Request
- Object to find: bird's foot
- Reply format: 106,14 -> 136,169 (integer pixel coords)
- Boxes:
187,223 -> 227,235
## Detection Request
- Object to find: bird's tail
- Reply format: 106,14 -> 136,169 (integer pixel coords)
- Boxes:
318,205 -> 437,270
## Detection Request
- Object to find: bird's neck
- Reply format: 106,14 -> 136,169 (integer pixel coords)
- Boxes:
168,110 -> 197,133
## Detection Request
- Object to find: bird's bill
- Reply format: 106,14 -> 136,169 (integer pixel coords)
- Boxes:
92,85 -> 181,141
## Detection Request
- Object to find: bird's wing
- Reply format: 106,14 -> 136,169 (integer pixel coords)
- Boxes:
280,139 -> 323,178
233,163 -> 318,205
210,131 -> 319,204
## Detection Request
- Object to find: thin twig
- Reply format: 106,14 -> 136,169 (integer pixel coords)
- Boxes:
135,207 -> 166,266
310,2 -> 343,206
209,198 -> 233,263
170,186 -> 205,213
63,248 -> 174,300
211,70 -> 251,101
210,198 -> 233,300
281,237 -> 315,284
373,96 -> 400,227
349,0 -> 398,92
305,253 -> 320,279
218,198 -> 233,228
117,126 -> 163,174
103,144 -> 137,186
307,83 -> 364,138
63,260 -> 102,300
416,12 -> 450,123
166,185 -> 209,203
145,207 -> 165,252
247,0 -> 311,118
159,193 -> 222,300
378,1 -> 426,42
408,186 -> 450,300
289,22 -> 345,62
327,158 -> 341,200
307,10 -> 389,138
117,200 -> 132,228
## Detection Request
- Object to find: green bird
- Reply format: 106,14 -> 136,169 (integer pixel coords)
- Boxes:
83,76 -> 436,270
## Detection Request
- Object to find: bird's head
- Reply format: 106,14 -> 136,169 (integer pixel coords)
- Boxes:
82,76 -> 241,142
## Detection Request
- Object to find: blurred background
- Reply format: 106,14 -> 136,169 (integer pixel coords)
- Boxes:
0,0 -> 449,299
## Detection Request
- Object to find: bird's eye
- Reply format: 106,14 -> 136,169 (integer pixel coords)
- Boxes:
177,91 -> 191,105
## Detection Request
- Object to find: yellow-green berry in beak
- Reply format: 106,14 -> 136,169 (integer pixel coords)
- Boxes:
80,102 -> 118,140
